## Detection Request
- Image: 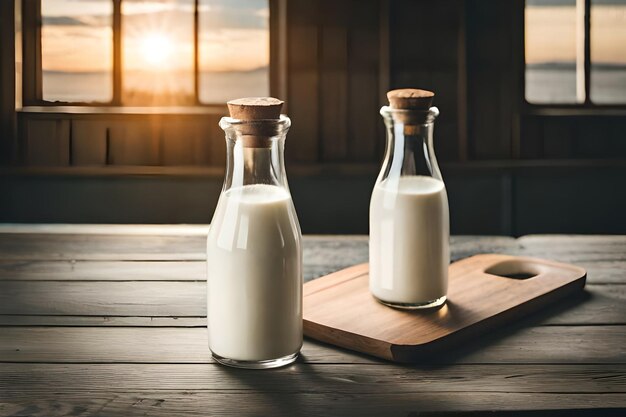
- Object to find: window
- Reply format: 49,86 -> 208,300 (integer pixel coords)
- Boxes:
590,0 -> 626,104
41,0 -> 113,103
198,0 -> 270,103
525,0 -> 626,105
34,0 -> 270,106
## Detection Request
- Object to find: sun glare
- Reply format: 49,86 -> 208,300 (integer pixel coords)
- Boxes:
140,33 -> 173,67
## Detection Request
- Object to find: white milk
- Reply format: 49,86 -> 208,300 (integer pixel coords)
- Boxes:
207,184 -> 302,361
369,175 -> 449,305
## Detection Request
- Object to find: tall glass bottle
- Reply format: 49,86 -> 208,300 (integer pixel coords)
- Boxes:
369,89 -> 449,309
207,98 -> 302,369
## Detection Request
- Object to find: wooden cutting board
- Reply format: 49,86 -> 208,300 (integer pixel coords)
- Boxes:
303,254 -> 586,362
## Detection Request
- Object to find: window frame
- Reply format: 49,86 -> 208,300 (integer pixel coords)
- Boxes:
522,0 -> 626,111
20,0 -> 280,108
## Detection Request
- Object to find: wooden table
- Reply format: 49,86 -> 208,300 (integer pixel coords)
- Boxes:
0,225 -> 624,416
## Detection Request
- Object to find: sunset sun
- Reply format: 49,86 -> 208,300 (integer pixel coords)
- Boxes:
140,32 -> 173,67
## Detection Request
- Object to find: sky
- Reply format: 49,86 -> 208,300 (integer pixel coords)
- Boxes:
41,0 -> 269,73
526,0 -> 626,65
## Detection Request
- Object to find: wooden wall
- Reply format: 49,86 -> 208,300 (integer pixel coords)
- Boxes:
521,115 -> 626,159
390,0 -> 466,162
15,111 -> 225,167
286,0 -> 384,164
2,0 -> 626,234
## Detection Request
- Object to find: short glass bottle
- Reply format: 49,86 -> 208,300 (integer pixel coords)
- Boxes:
207,111 -> 303,369
369,96 -> 450,309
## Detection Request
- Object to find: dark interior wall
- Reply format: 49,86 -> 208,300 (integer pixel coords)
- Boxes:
4,162 -> 625,235
0,0 -> 16,163
1,0 -> 626,234
466,0 -> 522,160
285,0 -> 384,164
389,0 -> 465,162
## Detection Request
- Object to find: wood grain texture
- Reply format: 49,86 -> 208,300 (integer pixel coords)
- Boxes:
0,261 -> 207,281
24,119 -> 70,166
71,120 -> 108,166
0,315 -> 207,327
161,118 -> 213,166
0,282 -> 623,326
0,233 -> 515,266
320,12 -> 349,161
2,326 -> 624,364
347,0 -> 381,162
286,0 -> 320,163
304,255 -> 587,361
5,234 -> 622,283
0,281 -> 205,316
0,233 -> 206,260
107,119 -> 160,166
1,363 -> 623,394
1,392 -> 623,417
0,227 -> 624,415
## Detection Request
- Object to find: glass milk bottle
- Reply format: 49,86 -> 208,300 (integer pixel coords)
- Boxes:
369,89 -> 450,309
207,97 -> 303,369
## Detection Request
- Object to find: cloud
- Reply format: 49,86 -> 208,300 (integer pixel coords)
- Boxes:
200,8 -> 267,30
43,16 -> 89,26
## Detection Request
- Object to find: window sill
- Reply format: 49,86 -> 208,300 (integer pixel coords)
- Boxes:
18,105 -> 227,116
522,105 -> 626,117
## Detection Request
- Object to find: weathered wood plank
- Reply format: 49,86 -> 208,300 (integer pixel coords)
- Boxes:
0,240 -> 626,284
0,392 -> 623,417
0,364 -> 623,394
0,315 -> 207,327
0,281 -> 205,316
517,235 -> 626,256
0,261 -> 206,281
0,233 -> 519,262
0,224 -> 210,235
0,233 -> 206,260
1,326 -> 624,364
0,282 -> 623,325
0,260 -> 374,283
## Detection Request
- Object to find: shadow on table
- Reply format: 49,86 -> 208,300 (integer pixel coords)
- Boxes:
213,355 -> 317,416
424,288 -> 592,366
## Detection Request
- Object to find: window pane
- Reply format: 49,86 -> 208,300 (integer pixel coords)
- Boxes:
525,0 -> 579,103
122,0 -> 194,105
41,0 -> 113,103
198,0 -> 269,104
591,0 -> 626,104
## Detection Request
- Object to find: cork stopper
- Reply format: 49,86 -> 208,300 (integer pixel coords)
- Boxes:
226,97 -> 284,147
387,89 -> 434,110
227,97 -> 283,120
386,89 -> 435,134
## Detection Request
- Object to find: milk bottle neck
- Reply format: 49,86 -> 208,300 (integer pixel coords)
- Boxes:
219,115 -> 291,191
378,106 -> 442,183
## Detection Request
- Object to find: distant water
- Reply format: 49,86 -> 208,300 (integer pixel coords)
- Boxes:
42,68 -> 269,104
526,64 -> 626,104
43,71 -> 113,103
43,65 -> 625,105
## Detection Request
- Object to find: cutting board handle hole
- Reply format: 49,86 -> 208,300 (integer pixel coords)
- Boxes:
485,260 -> 540,280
